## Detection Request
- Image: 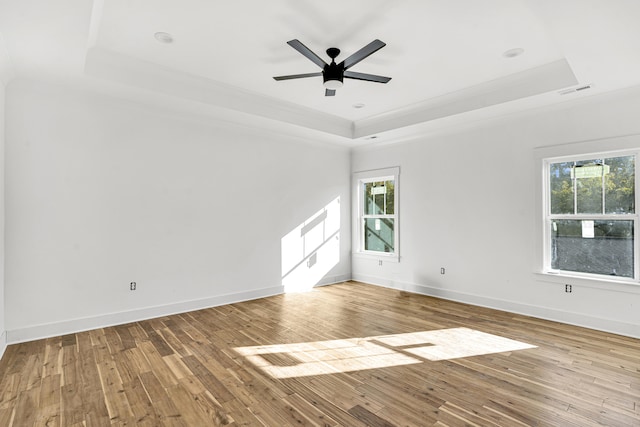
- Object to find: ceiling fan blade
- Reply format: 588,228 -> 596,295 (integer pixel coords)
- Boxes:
287,39 -> 327,68
341,39 -> 386,70
273,72 -> 322,81
344,71 -> 391,83
325,89 -> 336,96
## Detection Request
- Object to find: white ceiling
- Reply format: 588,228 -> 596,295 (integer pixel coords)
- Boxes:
2,0 -> 640,145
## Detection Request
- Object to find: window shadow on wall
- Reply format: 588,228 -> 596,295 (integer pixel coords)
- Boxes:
281,197 -> 340,293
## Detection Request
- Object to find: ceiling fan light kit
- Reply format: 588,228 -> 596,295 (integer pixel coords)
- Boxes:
323,78 -> 343,90
274,39 -> 391,96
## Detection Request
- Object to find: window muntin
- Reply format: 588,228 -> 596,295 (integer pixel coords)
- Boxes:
545,153 -> 637,280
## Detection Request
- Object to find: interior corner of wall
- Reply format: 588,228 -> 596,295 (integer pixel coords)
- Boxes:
0,330 -> 7,360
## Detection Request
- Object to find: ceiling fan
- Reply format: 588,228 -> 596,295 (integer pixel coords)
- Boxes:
273,39 -> 391,96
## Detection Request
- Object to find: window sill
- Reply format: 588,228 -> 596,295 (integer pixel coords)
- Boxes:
535,271 -> 640,294
353,251 -> 400,263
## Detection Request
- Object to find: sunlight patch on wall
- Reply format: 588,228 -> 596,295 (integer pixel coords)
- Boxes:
234,327 -> 536,379
281,197 -> 340,293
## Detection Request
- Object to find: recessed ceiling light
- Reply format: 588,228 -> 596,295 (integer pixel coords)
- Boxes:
353,103 -> 366,109
503,48 -> 524,58
154,32 -> 174,44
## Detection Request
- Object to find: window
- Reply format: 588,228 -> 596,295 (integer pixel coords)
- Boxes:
354,167 -> 399,259
544,152 -> 638,280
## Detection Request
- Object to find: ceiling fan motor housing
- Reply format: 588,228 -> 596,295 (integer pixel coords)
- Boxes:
323,60 -> 344,89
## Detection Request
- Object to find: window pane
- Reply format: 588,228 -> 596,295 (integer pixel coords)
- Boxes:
364,218 -> 394,253
605,155 -> 635,214
549,161 -> 574,214
364,180 -> 394,215
550,219 -> 634,278
574,159 -> 603,214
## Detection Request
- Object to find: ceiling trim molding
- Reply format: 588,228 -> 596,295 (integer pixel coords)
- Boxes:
353,58 -> 578,138
84,47 -> 353,138
83,46 -> 582,145
84,49 -> 581,144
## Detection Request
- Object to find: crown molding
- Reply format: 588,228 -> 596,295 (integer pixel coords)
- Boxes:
84,47 -> 353,139
353,58 -> 578,139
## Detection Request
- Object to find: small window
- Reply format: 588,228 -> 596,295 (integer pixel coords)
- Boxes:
354,167 -> 399,259
544,153 -> 638,280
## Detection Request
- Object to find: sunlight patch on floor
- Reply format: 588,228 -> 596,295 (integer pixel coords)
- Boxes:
234,327 -> 537,378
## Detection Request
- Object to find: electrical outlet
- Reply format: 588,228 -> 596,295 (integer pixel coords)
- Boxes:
565,284 -> 572,293
130,282 -> 137,291
440,267 -> 445,275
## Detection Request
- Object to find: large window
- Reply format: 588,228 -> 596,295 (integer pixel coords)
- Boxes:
354,167 -> 399,259
544,152 -> 638,280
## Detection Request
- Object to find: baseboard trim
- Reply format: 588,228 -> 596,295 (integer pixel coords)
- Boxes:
352,273 -> 640,339
317,274 -> 352,288
6,274 -> 352,345
6,285 -> 283,344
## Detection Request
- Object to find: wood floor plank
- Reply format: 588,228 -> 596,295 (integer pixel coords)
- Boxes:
97,364 -> 132,422
282,378 -> 370,427
282,392 -> 341,427
60,386 -> 82,425
13,387 -> 39,427
137,341 -> 179,390
138,371 -> 187,427
348,404 -> 395,427
193,391 -> 235,426
121,375 -> 161,426
164,382 -> 225,426
114,324 -> 137,351
77,345 -> 111,426
1,281 -> 639,426
181,355 -> 235,403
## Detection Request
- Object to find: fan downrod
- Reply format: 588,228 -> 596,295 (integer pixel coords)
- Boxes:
326,47 -> 340,61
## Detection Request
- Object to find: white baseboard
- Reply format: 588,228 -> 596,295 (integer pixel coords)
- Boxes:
352,273 -> 640,339
6,274 -> 352,345
317,274 -> 351,287
8,286 -> 285,344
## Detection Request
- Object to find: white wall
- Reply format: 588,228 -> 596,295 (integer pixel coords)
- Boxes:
352,89 -> 640,338
0,78 -> 6,356
5,79 -> 351,342
6,76 -> 640,345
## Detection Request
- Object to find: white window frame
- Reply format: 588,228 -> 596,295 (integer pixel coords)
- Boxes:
353,167 -> 400,262
541,148 -> 639,284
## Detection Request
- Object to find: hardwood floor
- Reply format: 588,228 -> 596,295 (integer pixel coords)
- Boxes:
0,281 -> 639,426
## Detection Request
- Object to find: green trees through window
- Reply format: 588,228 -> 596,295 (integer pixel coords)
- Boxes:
547,154 -> 637,279
550,156 -> 635,215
